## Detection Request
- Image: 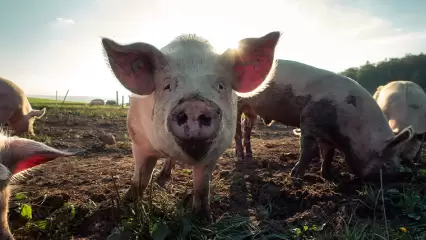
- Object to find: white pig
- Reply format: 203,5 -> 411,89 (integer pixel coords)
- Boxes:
0,77 -> 46,136
373,80 -> 426,164
102,31 -> 281,221
0,130 -> 77,240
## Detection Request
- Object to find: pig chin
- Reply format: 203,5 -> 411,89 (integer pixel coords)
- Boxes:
166,97 -> 222,162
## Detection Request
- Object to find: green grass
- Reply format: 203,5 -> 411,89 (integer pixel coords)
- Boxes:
28,97 -> 129,117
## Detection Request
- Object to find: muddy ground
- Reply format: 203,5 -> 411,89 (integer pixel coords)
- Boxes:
6,108 -> 426,240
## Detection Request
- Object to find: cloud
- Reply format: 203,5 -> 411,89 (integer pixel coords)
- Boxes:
56,17 -> 75,24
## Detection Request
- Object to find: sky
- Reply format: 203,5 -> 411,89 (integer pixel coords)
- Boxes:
0,0 -> 425,98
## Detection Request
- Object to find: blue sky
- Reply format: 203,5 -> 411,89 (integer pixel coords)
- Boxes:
0,0 -> 425,98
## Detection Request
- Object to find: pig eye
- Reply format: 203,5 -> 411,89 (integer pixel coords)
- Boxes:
216,82 -> 225,93
164,84 -> 171,91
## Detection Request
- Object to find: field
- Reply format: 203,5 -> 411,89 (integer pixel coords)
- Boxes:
6,98 -> 426,239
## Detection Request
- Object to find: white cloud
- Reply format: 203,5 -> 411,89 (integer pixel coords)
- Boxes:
56,17 -> 75,24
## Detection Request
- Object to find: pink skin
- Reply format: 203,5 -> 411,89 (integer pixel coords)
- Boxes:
168,99 -> 220,141
102,31 -> 281,222
0,132 -> 78,239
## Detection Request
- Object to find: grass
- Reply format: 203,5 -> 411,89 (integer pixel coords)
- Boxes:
28,97 -> 129,118
12,101 -> 426,239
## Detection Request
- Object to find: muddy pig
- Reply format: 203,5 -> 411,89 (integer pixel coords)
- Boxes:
102,31 -> 281,221
0,77 -> 46,136
0,131 -> 77,240
231,59 -> 414,181
235,97 -> 321,161
373,80 -> 426,165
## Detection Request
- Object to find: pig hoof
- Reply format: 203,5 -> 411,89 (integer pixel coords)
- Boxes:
236,153 -> 244,161
290,167 -> 300,178
320,170 -> 333,180
290,177 -> 304,188
244,153 -> 253,161
123,186 -> 142,203
193,207 -> 213,224
156,172 -> 171,188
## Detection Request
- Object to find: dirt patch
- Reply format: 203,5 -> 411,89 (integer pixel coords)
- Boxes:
6,110 -> 426,239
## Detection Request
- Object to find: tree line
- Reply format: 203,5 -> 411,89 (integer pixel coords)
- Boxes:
339,53 -> 426,93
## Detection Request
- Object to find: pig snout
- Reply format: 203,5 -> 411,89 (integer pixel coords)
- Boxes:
168,99 -> 221,161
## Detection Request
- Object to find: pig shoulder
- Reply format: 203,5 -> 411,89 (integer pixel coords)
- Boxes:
0,78 -> 26,121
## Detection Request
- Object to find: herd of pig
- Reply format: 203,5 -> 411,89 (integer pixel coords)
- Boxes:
0,31 -> 425,239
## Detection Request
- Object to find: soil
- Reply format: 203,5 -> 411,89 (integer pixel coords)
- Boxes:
6,111 -> 419,240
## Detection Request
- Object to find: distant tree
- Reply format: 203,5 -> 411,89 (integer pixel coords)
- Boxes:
106,100 -> 117,105
339,53 -> 426,93
340,67 -> 358,80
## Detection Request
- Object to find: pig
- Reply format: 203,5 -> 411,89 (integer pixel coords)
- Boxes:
0,77 -> 46,136
230,59 -> 414,181
373,80 -> 426,165
235,97 -> 321,161
235,98 -> 276,161
101,31 -> 281,221
0,130 -> 77,240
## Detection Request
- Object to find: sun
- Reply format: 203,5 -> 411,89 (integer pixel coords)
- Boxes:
212,38 -> 240,54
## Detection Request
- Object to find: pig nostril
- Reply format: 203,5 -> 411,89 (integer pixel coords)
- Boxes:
176,112 -> 188,126
198,114 -> 212,126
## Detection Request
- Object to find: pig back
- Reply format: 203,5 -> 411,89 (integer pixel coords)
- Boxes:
0,78 -> 24,120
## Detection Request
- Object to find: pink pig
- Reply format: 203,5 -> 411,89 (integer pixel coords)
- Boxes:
102,31 -> 281,221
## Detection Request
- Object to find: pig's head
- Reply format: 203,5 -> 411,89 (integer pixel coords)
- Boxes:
362,126 -> 414,179
0,130 -> 76,240
397,132 -> 425,164
10,108 -> 46,136
102,32 -> 281,163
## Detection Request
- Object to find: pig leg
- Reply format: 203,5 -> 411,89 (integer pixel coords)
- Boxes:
0,109 -> 13,126
243,111 -> 257,160
290,104 -> 324,180
234,109 -> 244,161
156,158 -> 176,185
413,133 -> 425,164
123,144 -> 158,202
313,142 -> 321,161
290,130 -> 318,180
318,140 -> 335,179
192,163 -> 215,223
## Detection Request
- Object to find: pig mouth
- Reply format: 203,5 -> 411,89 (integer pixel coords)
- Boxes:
174,138 -> 213,162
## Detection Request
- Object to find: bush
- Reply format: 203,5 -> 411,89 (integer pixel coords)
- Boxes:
106,100 -> 117,105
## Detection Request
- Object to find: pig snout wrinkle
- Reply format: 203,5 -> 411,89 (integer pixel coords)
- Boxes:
168,99 -> 222,161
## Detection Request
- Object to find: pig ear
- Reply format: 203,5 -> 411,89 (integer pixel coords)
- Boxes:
372,85 -> 383,100
2,137 -> 78,174
102,38 -> 167,96
222,31 -> 282,93
29,108 -> 46,119
384,126 -> 414,151
0,164 -> 11,190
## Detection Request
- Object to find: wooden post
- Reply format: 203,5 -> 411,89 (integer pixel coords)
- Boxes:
61,90 -> 69,106
116,91 -> 119,105
122,95 -> 124,108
